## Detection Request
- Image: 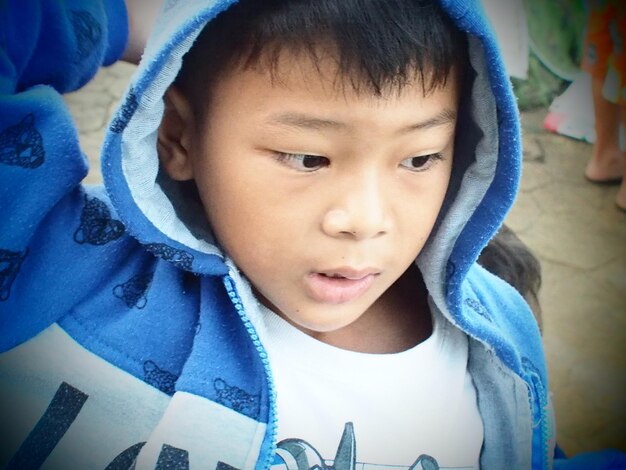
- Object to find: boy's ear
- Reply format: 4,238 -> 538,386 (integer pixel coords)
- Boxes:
158,85 -> 196,181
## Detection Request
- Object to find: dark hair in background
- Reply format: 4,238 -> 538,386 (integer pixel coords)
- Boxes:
176,0 -> 469,109
478,225 -> 543,330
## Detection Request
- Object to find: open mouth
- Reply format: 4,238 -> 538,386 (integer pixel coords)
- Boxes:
319,273 -> 359,281
318,268 -> 380,280
305,270 -> 380,304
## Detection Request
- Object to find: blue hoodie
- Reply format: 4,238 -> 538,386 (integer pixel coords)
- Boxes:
0,1 -> 624,469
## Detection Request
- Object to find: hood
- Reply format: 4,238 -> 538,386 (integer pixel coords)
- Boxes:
101,0 -> 520,317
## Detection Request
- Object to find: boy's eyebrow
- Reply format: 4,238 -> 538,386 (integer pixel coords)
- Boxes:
266,109 -> 457,132
401,108 -> 457,132
267,113 -> 345,131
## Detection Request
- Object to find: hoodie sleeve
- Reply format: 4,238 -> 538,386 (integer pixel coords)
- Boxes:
553,449 -> 626,469
1,0 -> 128,94
0,0 -> 128,334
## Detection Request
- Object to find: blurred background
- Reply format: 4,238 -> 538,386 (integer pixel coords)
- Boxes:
63,0 -> 625,457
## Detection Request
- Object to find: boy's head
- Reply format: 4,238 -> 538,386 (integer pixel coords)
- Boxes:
157,0 -> 469,343
478,225 -> 543,330
172,0 -> 467,108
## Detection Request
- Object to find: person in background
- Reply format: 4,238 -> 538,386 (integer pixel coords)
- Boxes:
478,224 -> 543,331
582,0 -> 626,211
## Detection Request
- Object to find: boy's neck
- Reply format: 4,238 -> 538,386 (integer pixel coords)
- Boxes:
310,265 -> 432,354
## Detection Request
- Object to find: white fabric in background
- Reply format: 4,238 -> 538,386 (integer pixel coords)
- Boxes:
481,0 -> 530,79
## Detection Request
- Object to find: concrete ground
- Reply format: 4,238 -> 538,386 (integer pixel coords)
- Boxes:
65,62 -> 626,457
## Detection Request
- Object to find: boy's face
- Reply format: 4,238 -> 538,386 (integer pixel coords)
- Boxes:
179,50 -> 458,337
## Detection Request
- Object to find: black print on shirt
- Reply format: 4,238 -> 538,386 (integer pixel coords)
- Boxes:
156,444 -> 189,469
144,360 -> 177,395
145,243 -> 193,270
74,194 -> 125,245
0,248 -> 27,301
214,378 -> 260,419
7,381 -> 239,470
6,382 -> 88,469
70,10 -> 102,61
0,113 -> 45,168
105,442 -> 146,470
113,272 -> 154,309
215,463 -> 240,470
275,422 -> 441,470
110,89 -> 139,133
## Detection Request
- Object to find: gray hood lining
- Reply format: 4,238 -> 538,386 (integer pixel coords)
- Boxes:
418,35 -> 498,322
120,20 -> 219,255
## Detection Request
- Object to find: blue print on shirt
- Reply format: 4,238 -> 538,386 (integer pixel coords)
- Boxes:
70,10 -> 102,61
464,298 -> 492,322
0,248 -> 27,301
0,114 -> 44,168
145,243 -> 193,270
273,422 -> 449,470
143,360 -> 177,395
214,378 -> 260,419
74,195 -> 125,245
113,272 -> 154,309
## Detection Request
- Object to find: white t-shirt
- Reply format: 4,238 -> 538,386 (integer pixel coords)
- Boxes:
261,305 -> 484,469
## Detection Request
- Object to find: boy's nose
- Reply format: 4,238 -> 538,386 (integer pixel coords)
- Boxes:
321,171 -> 392,240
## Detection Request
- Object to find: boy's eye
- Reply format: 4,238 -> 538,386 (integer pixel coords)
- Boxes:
399,153 -> 443,171
275,152 -> 330,172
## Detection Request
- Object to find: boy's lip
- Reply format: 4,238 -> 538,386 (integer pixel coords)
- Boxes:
305,268 -> 381,304
317,267 -> 381,279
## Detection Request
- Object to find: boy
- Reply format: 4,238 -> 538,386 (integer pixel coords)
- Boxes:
0,0 -> 624,468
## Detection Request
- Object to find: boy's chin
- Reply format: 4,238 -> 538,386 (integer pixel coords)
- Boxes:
274,306 -> 366,335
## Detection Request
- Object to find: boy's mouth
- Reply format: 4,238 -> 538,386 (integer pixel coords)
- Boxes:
305,269 -> 380,304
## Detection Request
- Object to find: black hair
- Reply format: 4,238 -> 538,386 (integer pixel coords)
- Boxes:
176,0 -> 469,106
478,225 -> 543,330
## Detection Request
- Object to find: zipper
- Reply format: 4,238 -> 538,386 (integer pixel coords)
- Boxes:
523,356 -> 550,470
223,275 -> 278,469
536,377 -> 551,470
540,390 -> 557,470
541,401 -> 549,470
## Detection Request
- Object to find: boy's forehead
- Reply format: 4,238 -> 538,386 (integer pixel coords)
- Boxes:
208,47 -> 460,138
235,44 -> 460,102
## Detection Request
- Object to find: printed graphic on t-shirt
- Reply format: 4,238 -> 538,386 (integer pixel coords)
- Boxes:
271,422 -> 473,470
0,324 -> 267,469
